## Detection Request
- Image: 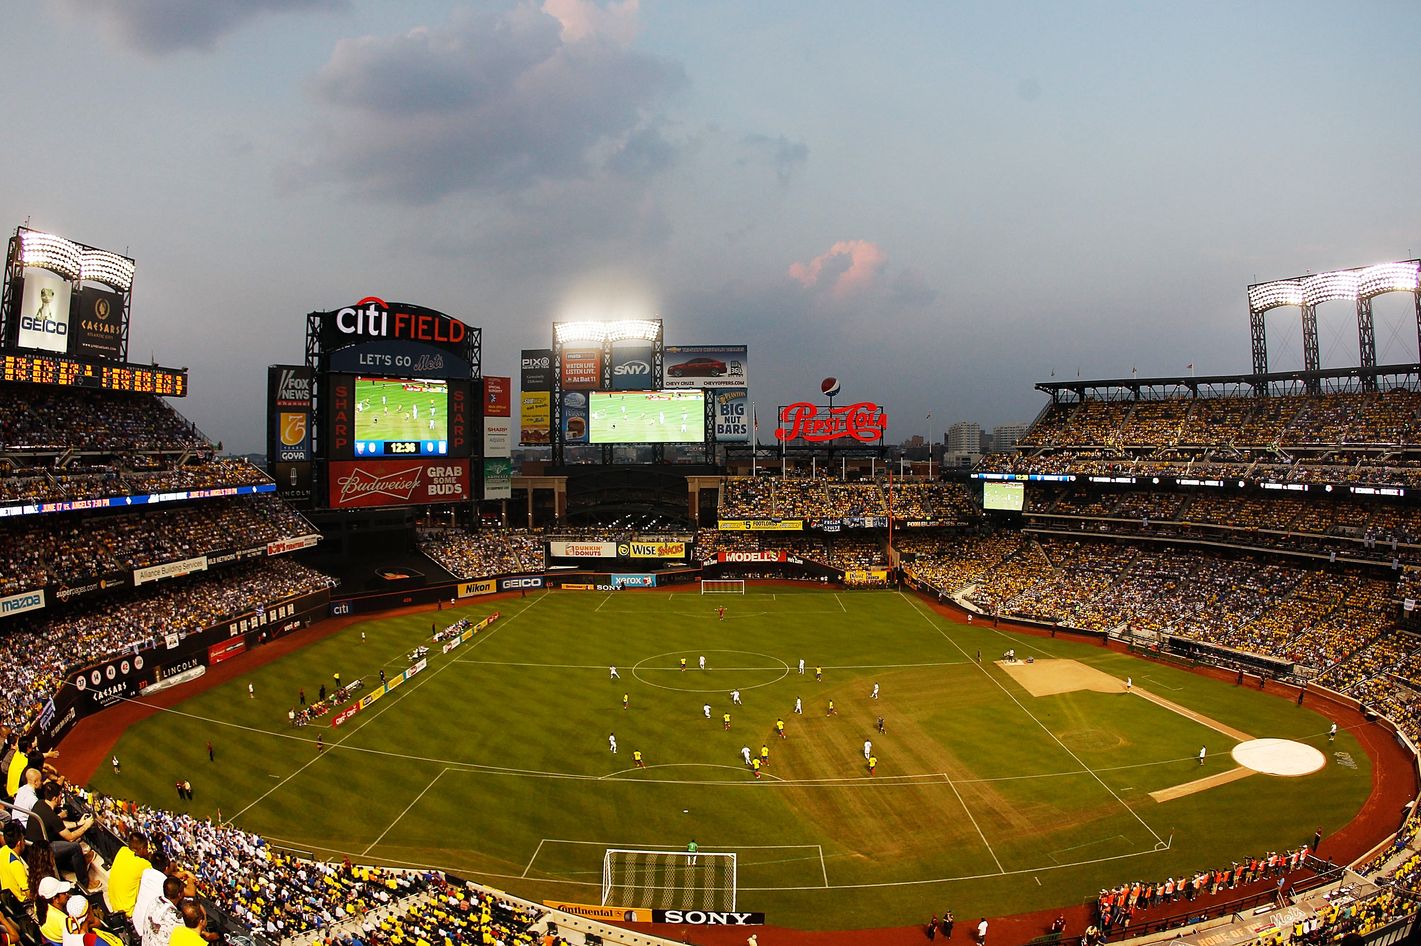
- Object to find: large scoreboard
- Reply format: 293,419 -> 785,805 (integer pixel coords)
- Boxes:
1,351 -> 187,396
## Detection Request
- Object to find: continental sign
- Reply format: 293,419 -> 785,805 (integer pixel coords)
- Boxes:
617,540 -> 687,559
542,902 -> 651,924
718,519 -> 803,531
458,580 -> 497,598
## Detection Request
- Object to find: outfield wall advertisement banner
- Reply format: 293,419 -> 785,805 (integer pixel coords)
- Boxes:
458,580 -> 497,597
713,389 -> 749,442
664,345 -> 747,389
549,541 -> 617,558
542,903 -> 652,924
718,519 -> 804,531
520,391 -> 551,445
0,588 -> 46,617
327,459 -> 470,508
618,540 -> 687,559
610,574 -> 657,588
717,550 -> 789,563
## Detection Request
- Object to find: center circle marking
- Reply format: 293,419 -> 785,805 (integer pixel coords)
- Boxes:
631,649 -> 789,692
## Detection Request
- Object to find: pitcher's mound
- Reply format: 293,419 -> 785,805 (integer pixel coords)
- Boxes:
1231,738 -> 1326,776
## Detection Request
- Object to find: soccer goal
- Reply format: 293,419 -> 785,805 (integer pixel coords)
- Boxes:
701,579 -> 745,595
602,848 -> 737,910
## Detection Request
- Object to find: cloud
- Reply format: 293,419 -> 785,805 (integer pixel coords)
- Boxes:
290,1 -> 686,203
57,0 -> 346,55
739,134 -> 809,184
787,240 -> 889,299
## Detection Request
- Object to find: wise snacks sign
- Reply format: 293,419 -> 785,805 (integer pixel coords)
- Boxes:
775,402 -> 887,443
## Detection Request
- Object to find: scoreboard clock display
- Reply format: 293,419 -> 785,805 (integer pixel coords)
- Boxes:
1,352 -> 187,396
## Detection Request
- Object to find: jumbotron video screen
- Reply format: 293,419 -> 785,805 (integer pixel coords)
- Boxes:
589,391 -> 705,443
354,377 -> 449,456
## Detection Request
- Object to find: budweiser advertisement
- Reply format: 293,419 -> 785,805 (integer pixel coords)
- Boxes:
774,402 -> 888,443
327,460 -> 470,509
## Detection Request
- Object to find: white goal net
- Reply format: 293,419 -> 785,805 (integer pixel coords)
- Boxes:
701,579 -> 745,595
602,848 -> 737,910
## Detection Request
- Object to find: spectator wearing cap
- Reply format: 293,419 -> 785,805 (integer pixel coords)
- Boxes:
105,831 -> 150,917
37,875 -> 75,943
62,893 -> 123,946
1,821 -> 27,901
25,782 -> 94,883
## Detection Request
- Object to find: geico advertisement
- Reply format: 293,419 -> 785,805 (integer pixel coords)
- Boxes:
327,460 -> 470,508
18,268 -> 73,354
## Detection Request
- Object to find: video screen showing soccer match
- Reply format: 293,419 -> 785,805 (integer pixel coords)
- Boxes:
982,481 -> 1025,511
589,390 -> 705,443
354,376 -> 449,456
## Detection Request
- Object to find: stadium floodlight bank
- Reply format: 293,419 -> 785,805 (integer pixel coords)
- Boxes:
602,848 -> 736,911
701,579 -> 745,594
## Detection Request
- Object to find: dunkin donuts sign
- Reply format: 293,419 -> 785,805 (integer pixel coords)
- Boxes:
327,460 -> 470,509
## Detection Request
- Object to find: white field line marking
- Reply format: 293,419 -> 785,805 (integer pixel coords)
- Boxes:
944,773 -> 1004,873
1044,834 -> 1130,864
900,592 -> 1166,846
818,844 -> 829,888
363,767 -> 449,855
595,594 -> 611,612
833,593 -> 847,612
228,597 -> 542,821
522,839 -> 547,879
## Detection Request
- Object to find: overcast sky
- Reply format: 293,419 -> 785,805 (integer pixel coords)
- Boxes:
3,1 -> 1419,453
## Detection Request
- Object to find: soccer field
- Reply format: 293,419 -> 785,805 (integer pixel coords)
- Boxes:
355,378 -> 446,446
90,589 -> 1369,930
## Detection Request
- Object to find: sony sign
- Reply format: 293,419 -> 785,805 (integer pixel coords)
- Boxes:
652,911 -> 765,926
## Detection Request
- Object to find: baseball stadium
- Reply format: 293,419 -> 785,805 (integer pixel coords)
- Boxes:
3,223 -> 1421,946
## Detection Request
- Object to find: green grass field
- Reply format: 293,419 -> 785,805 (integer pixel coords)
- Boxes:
91,589 -> 1369,930
355,378 -> 446,446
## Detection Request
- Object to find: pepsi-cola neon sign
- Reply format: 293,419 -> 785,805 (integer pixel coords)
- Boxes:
775,402 -> 888,443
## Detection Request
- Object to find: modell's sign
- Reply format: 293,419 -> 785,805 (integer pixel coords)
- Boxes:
717,550 -> 788,563
775,402 -> 887,443
327,460 -> 470,508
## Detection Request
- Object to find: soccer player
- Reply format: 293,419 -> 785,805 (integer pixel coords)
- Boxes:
1198,745 -> 1206,765
864,738 -> 873,760
871,682 -> 880,700
717,606 -> 725,621
1126,676 -> 1132,691
876,716 -> 886,734
731,689 -> 742,705
681,657 -> 688,672
699,655 -> 706,670
815,667 -> 823,682
723,712 -> 731,731
776,718 -> 786,739
316,734 -> 323,753
751,758 -> 762,779
633,750 -> 645,768
794,697 -> 803,715
868,755 -> 877,775
827,699 -> 836,716
609,733 -> 618,754
687,840 -> 698,865
622,693 -> 629,710
798,658 -> 805,675
1329,722 -> 1338,741
741,746 -> 752,766
760,744 -> 770,767
248,682 -> 254,699
610,666 -> 619,680
111,756 -> 120,774
413,404 -> 419,419
703,703 -> 712,719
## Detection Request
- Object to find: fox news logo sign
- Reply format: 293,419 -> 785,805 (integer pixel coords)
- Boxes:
273,367 -> 312,408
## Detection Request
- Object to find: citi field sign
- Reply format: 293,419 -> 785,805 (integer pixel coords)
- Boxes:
322,297 -> 469,350
775,402 -> 888,443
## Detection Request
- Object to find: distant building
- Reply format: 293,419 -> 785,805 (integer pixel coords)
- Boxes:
945,422 -> 983,469
992,423 -> 1031,453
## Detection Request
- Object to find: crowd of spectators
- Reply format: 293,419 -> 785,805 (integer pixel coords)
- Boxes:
719,476 -> 979,523
984,388 -> 1421,487
325,875 -> 548,946
419,529 -> 546,580
1,496 -> 317,596
0,560 -> 337,734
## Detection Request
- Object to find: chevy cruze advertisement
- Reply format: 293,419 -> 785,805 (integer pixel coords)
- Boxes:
663,345 -> 748,389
